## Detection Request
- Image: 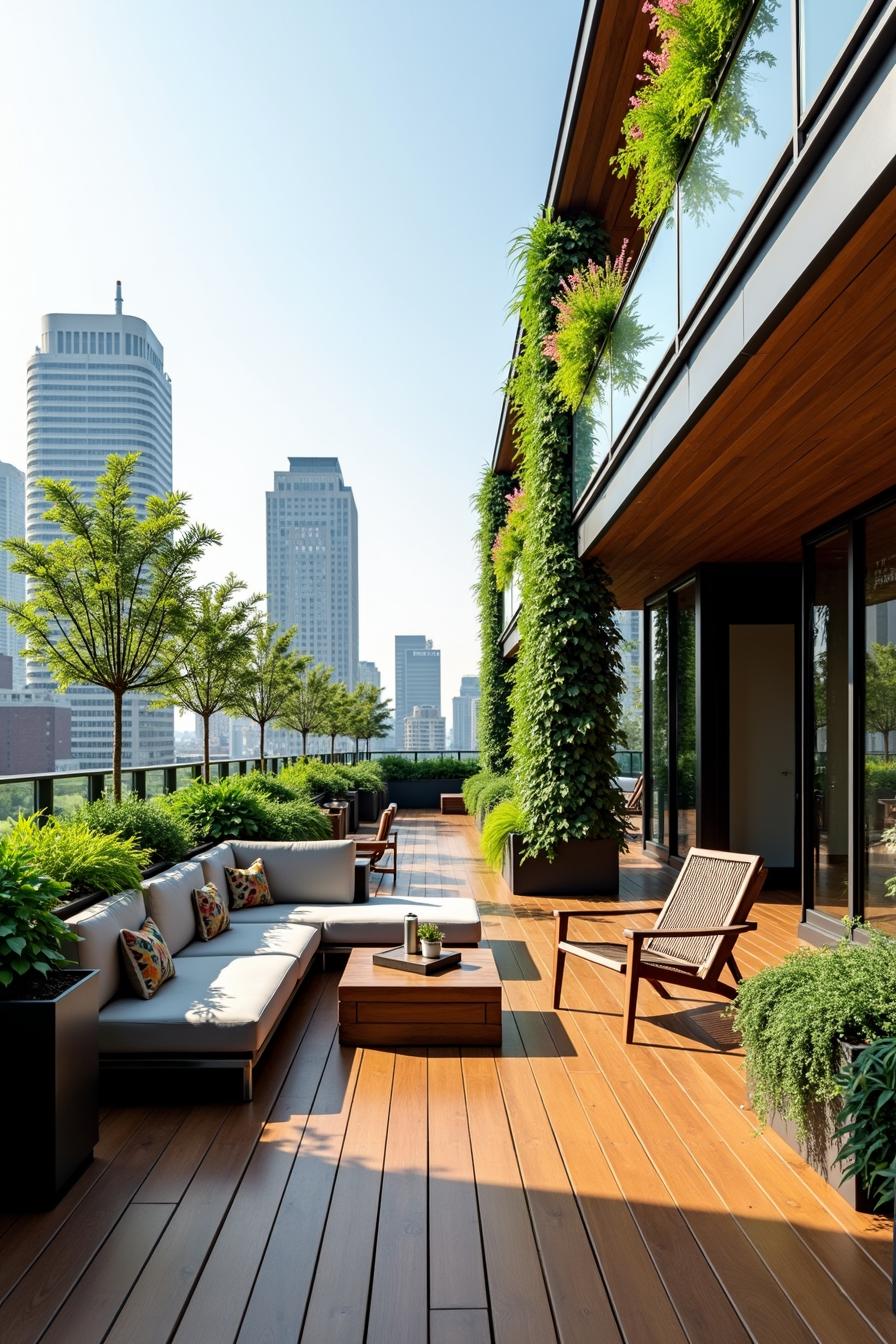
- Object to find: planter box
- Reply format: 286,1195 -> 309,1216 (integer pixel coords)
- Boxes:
357,788 -> 379,823
344,791 -> 359,833
0,968 -> 100,1208
386,778 -> 464,810
502,833 -> 619,896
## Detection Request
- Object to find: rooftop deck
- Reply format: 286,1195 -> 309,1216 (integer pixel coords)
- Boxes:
1,813 -> 893,1344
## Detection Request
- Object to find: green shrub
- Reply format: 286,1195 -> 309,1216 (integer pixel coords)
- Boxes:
865,758 -> 896,800
79,793 -> 192,866
279,760 -> 354,798
475,775 -> 514,823
462,772 -> 490,814
4,814 -> 150,902
164,777 -> 272,843
242,771 -> 302,803
834,1036 -> 896,1211
344,762 -> 384,791
0,841 -> 75,990
261,799 -> 331,842
733,928 -> 896,1164
376,755 -> 480,781
481,798 -> 528,872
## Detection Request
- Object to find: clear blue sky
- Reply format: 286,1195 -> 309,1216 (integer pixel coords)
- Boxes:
0,0 -> 581,718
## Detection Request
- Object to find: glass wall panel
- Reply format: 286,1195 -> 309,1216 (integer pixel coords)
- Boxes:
610,209 -> 677,440
648,600 -> 669,847
679,0 -> 793,319
572,361 -> 611,502
800,0 -> 868,112
863,504 -> 896,934
54,775 -> 90,817
812,532 -> 850,916
676,584 -> 697,855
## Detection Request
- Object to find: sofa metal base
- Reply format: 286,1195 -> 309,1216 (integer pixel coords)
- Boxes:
101,1053 -> 254,1100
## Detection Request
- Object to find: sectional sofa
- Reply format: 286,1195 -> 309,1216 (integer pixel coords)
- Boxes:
67,838 -> 482,1099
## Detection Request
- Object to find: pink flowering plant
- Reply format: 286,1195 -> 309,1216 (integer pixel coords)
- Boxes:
611,0 -> 749,231
491,487 -> 527,590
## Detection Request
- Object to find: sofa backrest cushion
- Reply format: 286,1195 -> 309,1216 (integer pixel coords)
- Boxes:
198,842 -> 236,899
67,888 -> 147,1007
143,861 -> 205,955
228,839 -> 355,904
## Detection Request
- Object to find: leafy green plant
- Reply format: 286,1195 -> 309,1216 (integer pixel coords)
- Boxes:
79,793 -> 192,867
418,922 -> 443,942
833,1037 -> 896,1211
733,929 -> 896,1164
462,772 -> 491,814
492,488 -> 527,589
481,798 -> 528,872
375,756 -> 480,781
505,209 -> 627,860
345,762 -> 384,791
473,468 -> 513,774
0,842 -> 74,990
474,775 -> 515,824
4,814 -> 150,901
279,760 -> 354,797
164,777 -> 272,842
260,799 -> 332,842
242,771 -> 302,803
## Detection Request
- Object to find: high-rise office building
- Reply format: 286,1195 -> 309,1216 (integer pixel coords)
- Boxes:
394,636 -> 440,738
403,704 -> 446,752
358,660 -> 381,688
452,674 -> 480,751
25,284 -> 174,768
266,458 -> 359,688
615,610 -> 642,725
393,636 -> 427,746
0,461 -> 26,688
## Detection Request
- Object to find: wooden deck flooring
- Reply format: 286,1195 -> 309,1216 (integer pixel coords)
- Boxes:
1,812 -> 893,1344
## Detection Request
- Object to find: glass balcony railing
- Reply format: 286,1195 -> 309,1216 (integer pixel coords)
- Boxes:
571,0 -> 874,504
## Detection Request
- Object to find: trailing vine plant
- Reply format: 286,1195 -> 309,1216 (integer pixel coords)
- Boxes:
611,0 -> 764,233
473,468 -> 513,774
491,488 -> 527,589
505,208 -> 627,860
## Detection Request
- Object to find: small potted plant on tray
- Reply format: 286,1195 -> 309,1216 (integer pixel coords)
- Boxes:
418,922 -> 444,959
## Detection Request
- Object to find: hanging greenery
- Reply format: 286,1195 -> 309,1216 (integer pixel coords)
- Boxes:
473,468 -> 513,774
505,208 -> 627,860
543,243 -> 624,409
611,0 -> 751,232
491,488 -> 527,589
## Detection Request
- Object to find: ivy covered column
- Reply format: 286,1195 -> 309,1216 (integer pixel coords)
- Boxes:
473,468 -> 513,773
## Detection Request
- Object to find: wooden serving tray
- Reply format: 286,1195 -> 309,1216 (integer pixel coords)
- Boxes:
371,945 -> 462,975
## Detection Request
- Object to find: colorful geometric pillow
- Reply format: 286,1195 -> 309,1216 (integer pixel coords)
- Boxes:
224,857 -> 273,910
191,882 -> 231,941
119,917 -> 175,1000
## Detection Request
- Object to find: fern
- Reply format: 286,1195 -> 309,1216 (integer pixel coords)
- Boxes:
4,814 -> 150,901
480,799 -> 528,872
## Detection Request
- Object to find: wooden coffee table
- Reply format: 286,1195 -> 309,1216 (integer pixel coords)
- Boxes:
338,947 -> 502,1047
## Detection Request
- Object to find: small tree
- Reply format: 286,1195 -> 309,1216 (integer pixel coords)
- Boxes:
319,679 -> 353,759
154,575 -> 262,782
281,663 -> 334,756
349,683 -> 392,755
866,642 -> 896,761
228,622 -> 307,766
1,454 -> 219,801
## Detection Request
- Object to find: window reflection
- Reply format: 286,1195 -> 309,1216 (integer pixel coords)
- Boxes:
864,505 -> 896,934
800,0 -> 868,111
813,532 -> 850,915
649,601 -> 669,847
676,584 -> 697,855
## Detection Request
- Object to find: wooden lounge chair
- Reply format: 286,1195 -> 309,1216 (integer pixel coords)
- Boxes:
624,774 -> 644,815
552,848 -> 766,1043
354,804 -> 398,881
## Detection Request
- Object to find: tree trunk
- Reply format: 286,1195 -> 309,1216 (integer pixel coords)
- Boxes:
302,729 -> 308,757
330,732 -> 336,759
203,712 -> 211,783
112,689 -> 124,803
259,719 -> 266,770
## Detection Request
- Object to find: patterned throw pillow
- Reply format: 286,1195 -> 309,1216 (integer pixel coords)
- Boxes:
192,882 -> 231,941
224,857 -> 273,910
120,917 -> 176,1000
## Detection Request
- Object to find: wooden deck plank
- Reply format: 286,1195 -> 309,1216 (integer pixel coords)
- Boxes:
133,1105 -> 230,1205
366,1050 -> 429,1344
427,1048 -> 488,1311
430,1307 -> 492,1344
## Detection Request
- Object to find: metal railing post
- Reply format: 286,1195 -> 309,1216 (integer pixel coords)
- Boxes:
132,769 -> 147,801
87,772 -> 105,804
34,777 -> 53,820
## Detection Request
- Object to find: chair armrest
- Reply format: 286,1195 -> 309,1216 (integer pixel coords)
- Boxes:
623,922 -> 757,941
553,906 -> 662,919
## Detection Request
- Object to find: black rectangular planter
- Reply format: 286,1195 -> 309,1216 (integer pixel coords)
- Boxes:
502,833 -> 619,896
385,778 -> 464,810
0,968 -> 100,1209
357,788 -> 379,823
344,790 -> 359,833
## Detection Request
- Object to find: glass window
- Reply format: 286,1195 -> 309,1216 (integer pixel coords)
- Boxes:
89,332 -> 96,354
125,334 -> 132,355
679,0 -> 793,318
114,333 -> 120,354
812,531 -> 850,916
65,331 -> 71,353
73,332 -> 80,353
676,583 -> 697,855
572,360 -> 610,501
649,600 -> 669,847
610,208 -> 677,440
800,0 -> 868,112
863,504 -> 896,934
56,332 -> 63,353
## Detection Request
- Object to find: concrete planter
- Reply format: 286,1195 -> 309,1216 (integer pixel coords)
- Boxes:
385,778 -> 464,810
502,833 -> 619,896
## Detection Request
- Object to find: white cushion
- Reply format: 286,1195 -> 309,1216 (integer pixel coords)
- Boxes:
97,953 -> 300,1055
68,889 -> 147,1007
287,894 -> 482,946
229,840 -> 355,904
143,861 -> 205,955
198,842 -> 236,898
176,922 -> 320,972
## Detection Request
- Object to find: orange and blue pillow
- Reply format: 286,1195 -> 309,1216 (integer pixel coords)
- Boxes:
224,857 -> 273,910
119,917 -> 175,999
192,882 -> 231,941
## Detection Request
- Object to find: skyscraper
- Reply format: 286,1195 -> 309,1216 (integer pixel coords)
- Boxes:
25,283 -> 174,768
452,674 -> 480,751
403,705 -> 446,752
358,660 -> 381,688
0,461 -> 26,688
393,635 -> 428,744
266,458 -> 359,687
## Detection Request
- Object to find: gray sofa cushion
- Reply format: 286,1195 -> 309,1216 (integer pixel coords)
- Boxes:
144,861 -> 205,955
176,922 -> 320,973
198,842 -> 236,898
227,905 -> 322,925
229,840 -> 355,904
97,952 -> 300,1055
68,889 -> 147,1007
286,894 -> 482,946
